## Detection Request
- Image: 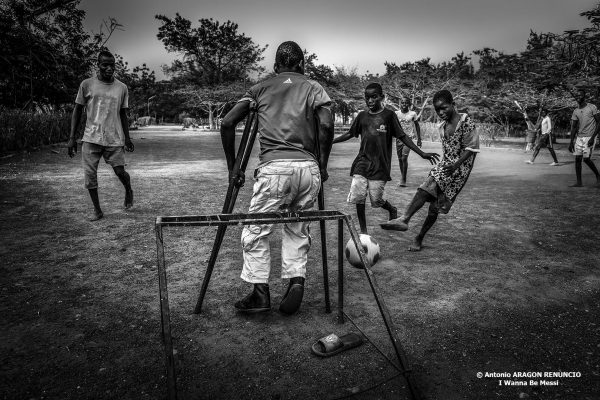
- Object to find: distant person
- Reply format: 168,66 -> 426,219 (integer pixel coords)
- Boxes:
381,90 -> 479,251
525,109 -> 560,166
395,96 -> 423,186
524,112 -> 540,152
568,88 -> 600,187
67,50 -> 134,221
332,83 -> 439,235
220,41 -> 334,315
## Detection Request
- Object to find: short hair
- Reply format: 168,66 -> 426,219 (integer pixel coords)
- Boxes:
576,87 -> 586,95
97,50 -> 115,62
365,82 -> 383,95
275,41 -> 303,69
433,90 -> 453,104
401,96 -> 411,103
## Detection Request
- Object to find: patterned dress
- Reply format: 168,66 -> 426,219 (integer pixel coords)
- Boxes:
427,113 -> 479,212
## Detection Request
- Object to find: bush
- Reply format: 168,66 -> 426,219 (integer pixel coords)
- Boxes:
0,109 -> 72,153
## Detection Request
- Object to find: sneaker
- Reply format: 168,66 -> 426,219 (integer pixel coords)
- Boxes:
550,162 -> 560,166
525,160 -> 534,164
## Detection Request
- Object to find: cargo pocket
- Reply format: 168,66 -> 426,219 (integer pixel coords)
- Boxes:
260,169 -> 293,198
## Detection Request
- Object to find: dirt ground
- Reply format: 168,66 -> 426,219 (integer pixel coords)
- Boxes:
1,126 -> 599,400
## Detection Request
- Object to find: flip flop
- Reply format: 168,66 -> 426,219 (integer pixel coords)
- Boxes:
311,333 -> 364,357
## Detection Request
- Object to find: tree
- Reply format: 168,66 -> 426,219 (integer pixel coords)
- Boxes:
155,14 -> 267,85
0,0 -> 121,109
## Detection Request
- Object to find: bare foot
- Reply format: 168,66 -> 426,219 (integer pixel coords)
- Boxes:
569,183 -> 583,187
380,217 -> 408,231
89,210 -> 104,221
408,236 -> 422,252
124,189 -> 134,209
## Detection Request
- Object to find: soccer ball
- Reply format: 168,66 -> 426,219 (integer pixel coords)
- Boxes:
344,234 -> 381,269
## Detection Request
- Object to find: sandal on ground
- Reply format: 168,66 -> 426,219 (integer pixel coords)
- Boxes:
311,333 -> 364,357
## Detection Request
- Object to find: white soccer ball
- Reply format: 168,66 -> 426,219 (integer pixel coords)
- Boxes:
344,234 -> 381,269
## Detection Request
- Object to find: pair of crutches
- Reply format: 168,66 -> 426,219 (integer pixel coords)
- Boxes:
193,105 -> 330,314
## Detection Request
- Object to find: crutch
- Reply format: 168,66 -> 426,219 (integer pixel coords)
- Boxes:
194,104 -> 259,314
314,114 -> 331,313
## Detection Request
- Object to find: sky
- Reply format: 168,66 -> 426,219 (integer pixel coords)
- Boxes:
80,0 -> 599,80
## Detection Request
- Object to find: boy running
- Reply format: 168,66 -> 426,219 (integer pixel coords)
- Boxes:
525,109 -> 560,165
568,88 -> 600,187
381,90 -> 479,251
333,83 -> 439,234
395,96 -> 422,186
67,50 -> 134,221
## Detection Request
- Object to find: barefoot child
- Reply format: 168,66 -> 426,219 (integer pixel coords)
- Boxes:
568,87 -> 600,187
67,50 -> 134,221
395,96 -> 422,186
333,83 -> 439,234
381,90 -> 479,251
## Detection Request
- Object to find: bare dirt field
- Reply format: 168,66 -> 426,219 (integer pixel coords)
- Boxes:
1,126 -> 599,400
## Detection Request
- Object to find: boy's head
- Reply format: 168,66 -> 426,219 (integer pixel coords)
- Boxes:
364,83 -> 384,113
274,41 -> 304,74
574,87 -> 586,104
433,90 -> 455,121
400,96 -> 411,112
541,108 -> 548,117
97,50 -> 116,82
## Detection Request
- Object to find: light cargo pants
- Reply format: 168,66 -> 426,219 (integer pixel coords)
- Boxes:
241,160 -> 321,283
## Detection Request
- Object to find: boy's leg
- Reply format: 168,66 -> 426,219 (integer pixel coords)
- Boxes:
409,201 -> 439,252
548,148 -> 559,164
400,145 -> 411,185
347,175 -> 369,234
82,142 -> 103,220
380,188 -> 432,231
571,155 -> 583,187
395,139 -> 407,186
356,204 -> 368,234
87,189 -> 103,221
583,157 -> 600,183
528,144 -> 541,163
367,180 -> 397,221
105,147 -> 133,208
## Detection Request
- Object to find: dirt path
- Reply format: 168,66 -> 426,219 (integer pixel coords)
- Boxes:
1,127 -> 599,400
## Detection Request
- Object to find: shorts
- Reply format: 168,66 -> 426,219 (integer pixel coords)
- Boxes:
573,136 -> 594,158
418,176 -> 453,214
535,134 -> 552,149
82,142 -> 126,189
395,138 -> 411,157
347,175 -> 386,207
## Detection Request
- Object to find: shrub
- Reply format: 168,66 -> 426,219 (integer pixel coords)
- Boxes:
0,109 -> 72,153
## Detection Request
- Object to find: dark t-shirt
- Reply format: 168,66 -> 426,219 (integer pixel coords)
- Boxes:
239,72 -> 332,164
349,109 -> 406,181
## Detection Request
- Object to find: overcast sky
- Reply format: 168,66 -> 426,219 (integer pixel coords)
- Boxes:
80,0 -> 598,80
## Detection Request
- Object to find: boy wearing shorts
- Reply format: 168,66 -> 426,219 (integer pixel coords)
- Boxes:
568,88 -> 600,187
333,83 -> 439,234
395,96 -> 422,186
67,50 -> 134,220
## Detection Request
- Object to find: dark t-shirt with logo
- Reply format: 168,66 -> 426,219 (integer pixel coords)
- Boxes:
239,72 -> 332,164
349,108 -> 406,181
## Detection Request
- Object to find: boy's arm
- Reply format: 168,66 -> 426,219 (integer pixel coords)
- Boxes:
316,106 -> 334,182
67,104 -> 84,158
399,135 -> 439,164
220,100 -> 251,186
414,118 -> 422,147
589,114 -> 600,146
568,118 -> 578,152
441,150 -> 475,175
332,130 -> 354,144
120,108 -> 134,152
